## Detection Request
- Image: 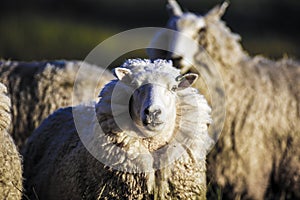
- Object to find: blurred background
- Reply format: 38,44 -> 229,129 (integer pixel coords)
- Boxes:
0,0 -> 299,63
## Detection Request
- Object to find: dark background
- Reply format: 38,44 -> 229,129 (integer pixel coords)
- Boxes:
0,0 -> 299,62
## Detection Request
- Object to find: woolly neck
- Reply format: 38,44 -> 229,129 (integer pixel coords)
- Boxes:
75,72 -> 213,173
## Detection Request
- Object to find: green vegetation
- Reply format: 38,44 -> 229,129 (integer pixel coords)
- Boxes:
0,14 -> 118,60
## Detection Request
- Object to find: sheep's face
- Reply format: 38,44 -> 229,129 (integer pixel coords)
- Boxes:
114,66 -> 198,137
131,83 -> 174,134
149,0 -> 230,72
167,12 -> 206,68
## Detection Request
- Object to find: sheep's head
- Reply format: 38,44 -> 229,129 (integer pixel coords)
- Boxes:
113,59 -> 198,137
91,59 -> 212,172
148,0 -> 245,73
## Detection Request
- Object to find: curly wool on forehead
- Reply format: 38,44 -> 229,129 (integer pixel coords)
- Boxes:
121,59 -> 181,80
122,59 -> 178,73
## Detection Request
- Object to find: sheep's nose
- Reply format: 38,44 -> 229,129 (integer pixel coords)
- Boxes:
143,105 -> 164,128
144,106 -> 162,118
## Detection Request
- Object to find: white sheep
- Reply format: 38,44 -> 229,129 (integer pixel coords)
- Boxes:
148,1 -> 300,199
0,83 -> 22,199
0,60 -> 113,149
22,59 -> 213,199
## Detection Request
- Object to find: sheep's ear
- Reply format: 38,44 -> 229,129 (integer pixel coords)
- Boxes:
178,73 -> 198,89
113,68 -> 132,80
167,0 -> 183,17
206,1 -> 229,20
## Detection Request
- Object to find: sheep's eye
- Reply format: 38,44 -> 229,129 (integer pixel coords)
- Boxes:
171,85 -> 177,92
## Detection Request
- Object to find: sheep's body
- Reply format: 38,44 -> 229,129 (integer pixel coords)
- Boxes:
206,57 -> 300,200
0,83 -> 22,199
0,60 -> 113,149
149,1 -> 300,199
22,59 -> 213,199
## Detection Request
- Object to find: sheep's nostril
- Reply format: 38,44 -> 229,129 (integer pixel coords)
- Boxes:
145,107 -> 161,117
152,109 -> 161,117
144,107 -> 162,123
143,107 -> 164,128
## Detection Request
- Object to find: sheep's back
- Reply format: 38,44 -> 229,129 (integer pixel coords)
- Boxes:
0,60 -> 113,149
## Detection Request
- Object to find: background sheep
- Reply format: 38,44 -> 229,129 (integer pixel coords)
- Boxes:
0,60 -> 113,149
148,1 -> 300,199
0,82 -> 22,199
22,59 -> 213,199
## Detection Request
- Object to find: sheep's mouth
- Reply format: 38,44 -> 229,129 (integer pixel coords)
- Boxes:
143,120 -> 164,130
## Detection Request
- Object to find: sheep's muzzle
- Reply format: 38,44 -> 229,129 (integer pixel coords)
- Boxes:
142,105 -> 165,131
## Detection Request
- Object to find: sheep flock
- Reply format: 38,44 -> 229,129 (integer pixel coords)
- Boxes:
0,1 -> 299,199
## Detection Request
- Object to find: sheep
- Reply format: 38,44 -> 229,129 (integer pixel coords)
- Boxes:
148,1 -> 300,199
0,60 -> 113,149
0,82 -> 22,199
22,59 -> 213,200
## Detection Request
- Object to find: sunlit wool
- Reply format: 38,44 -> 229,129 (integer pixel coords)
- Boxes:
149,1 -> 300,199
0,83 -> 22,199
0,60 -> 113,149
